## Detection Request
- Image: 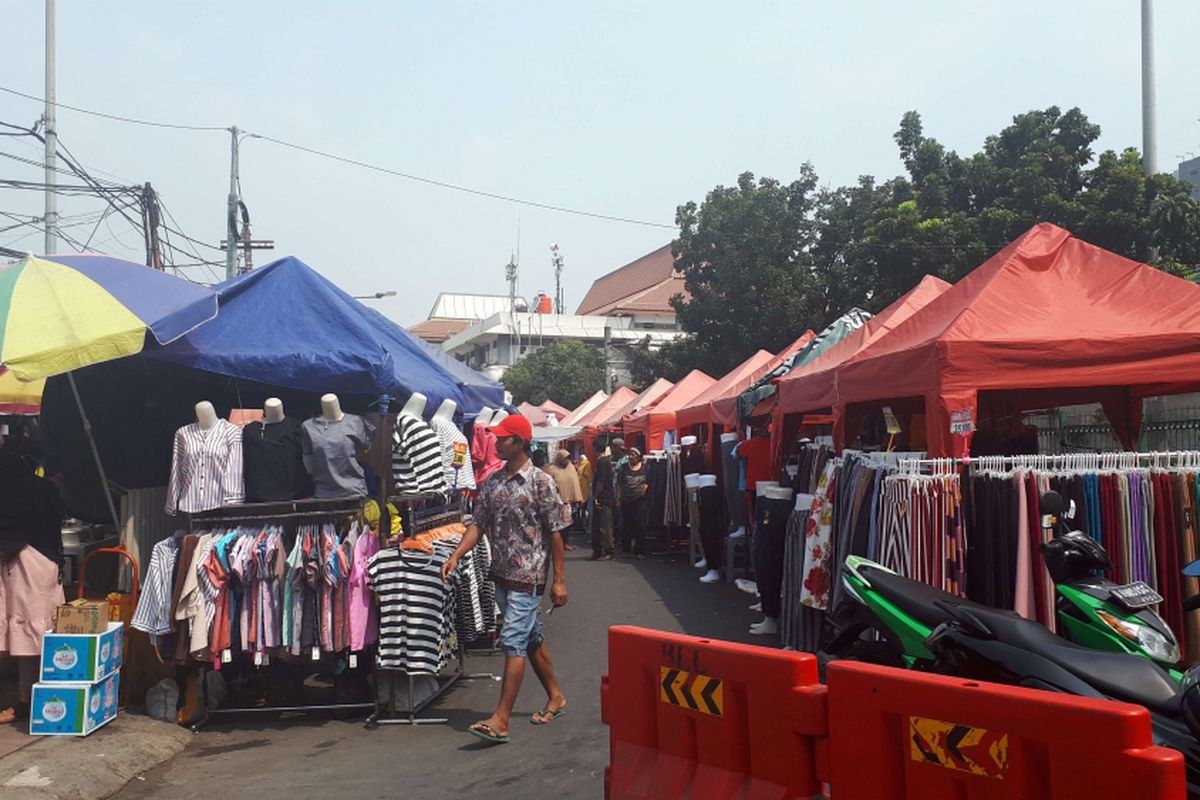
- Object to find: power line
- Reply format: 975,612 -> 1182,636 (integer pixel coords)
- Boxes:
1,84 -> 677,229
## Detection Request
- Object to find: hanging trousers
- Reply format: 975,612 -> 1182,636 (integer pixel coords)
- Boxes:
698,484 -> 726,570
721,439 -> 747,530
754,496 -> 792,620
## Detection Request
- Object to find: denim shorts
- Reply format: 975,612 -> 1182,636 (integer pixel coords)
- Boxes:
494,585 -> 545,658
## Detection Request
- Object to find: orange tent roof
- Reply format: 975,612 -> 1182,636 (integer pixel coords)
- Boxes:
710,330 -> 815,426
776,274 -> 951,414
675,350 -> 775,429
836,223 -> 1200,455
593,378 -> 674,428
623,369 -> 716,449
573,386 -> 638,429
561,390 -> 608,426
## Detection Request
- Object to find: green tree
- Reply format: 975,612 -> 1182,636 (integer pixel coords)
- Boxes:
501,339 -> 605,409
672,168 -> 823,376
628,335 -> 709,389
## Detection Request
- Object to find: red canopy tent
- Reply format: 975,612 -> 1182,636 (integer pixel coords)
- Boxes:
622,369 -> 716,450
561,390 -> 608,427
570,386 -> 638,454
775,275 -> 951,414
675,350 -> 774,430
711,330 -> 815,427
517,399 -> 573,426
833,223 -> 1200,457
594,378 -> 674,429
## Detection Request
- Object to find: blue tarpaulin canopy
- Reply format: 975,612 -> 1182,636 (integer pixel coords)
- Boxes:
145,256 -> 502,413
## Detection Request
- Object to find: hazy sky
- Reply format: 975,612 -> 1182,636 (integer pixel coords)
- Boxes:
4,2 -> 1199,326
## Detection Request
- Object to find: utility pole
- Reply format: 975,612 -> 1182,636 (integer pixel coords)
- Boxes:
141,182 -> 162,269
43,0 -> 57,255
550,243 -> 565,314
1141,0 -> 1157,176
225,126 -> 240,279
219,201 -> 274,274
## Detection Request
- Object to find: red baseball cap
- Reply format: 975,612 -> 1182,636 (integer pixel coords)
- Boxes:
489,413 -> 533,443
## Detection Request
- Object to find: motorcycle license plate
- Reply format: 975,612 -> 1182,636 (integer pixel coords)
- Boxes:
1110,581 -> 1163,610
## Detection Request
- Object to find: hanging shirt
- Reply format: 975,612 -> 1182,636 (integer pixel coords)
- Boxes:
131,536 -> 182,637
242,418 -> 312,502
367,546 -> 456,673
348,528 -> 380,651
738,436 -> 774,490
391,413 -> 447,496
471,426 -> 503,485
429,416 -> 477,491
301,415 -> 375,499
166,421 -> 245,514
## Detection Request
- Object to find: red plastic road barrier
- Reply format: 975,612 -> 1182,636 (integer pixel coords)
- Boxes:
601,625 -> 828,799
825,660 -> 1186,799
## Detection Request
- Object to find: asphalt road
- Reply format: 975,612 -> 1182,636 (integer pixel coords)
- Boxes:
111,542 -> 767,800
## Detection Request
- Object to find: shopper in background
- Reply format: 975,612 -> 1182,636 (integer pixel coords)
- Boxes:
616,446 -> 650,559
590,439 -> 617,560
442,414 -> 571,744
546,449 -> 583,551
576,452 -> 593,541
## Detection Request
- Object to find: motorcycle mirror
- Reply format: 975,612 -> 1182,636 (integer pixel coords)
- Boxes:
1184,559 -> 1200,578
1039,491 -> 1065,516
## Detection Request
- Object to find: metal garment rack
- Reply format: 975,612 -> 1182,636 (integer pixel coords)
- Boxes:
895,450 -> 1200,477
184,498 -> 376,731
363,495 -> 499,726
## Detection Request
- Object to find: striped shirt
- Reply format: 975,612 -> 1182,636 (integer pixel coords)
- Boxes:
429,417 -> 476,491
131,535 -> 182,637
165,421 -> 245,514
391,414 -> 447,496
367,545 -> 456,673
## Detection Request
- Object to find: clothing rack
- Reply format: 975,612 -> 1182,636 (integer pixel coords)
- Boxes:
896,450 -> 1200,476
183,497 -> 365,525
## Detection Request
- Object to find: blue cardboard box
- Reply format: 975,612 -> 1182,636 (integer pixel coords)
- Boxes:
39,621 -> 123,683
29,671 -> 120,736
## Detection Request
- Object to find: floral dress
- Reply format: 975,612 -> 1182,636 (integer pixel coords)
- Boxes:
800,460 -> 838,609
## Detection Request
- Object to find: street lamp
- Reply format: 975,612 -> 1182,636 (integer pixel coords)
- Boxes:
353,291 -> 397,300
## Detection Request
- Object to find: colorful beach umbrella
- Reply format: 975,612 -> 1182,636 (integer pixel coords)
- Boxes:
0,253 -> 219,381
0,366 -> 43,414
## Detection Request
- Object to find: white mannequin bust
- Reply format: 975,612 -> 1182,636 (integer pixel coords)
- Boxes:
320,393 -> 345,422
475,406 -> 495,427
195,401 -> 218,430
263,397 -> 285,424
720,432 -> 738,443
433,398 -> 456,423
401,391 -> 427,418
491,408 -> 510,424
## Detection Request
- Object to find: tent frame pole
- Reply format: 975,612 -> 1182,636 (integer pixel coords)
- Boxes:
67,372 -> 122,533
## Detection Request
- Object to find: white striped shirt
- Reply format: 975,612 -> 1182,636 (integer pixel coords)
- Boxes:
166,420 -> 245,514
367,547 -> 456,673
429,417 -> 476,491
131,536 -> 181,637
391,414 -> 447,496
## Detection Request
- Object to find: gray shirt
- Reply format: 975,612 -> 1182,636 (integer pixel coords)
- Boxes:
300,414 -> 375,498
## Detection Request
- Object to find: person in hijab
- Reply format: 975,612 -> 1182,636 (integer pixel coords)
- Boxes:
545,450 -> 584,551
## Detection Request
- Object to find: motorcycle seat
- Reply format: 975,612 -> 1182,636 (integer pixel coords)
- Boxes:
946,600 -> 1180,715
859,564 -> 1180,714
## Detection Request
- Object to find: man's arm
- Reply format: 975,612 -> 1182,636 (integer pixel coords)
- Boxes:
549,529 -> 567,607
440,522 -> 482,583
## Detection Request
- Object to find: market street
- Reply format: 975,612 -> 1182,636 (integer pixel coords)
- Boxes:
111,545 -> 763,800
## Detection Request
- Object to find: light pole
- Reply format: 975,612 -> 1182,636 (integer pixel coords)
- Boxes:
353,291 -> 397,300
1142,0 -> 1157,176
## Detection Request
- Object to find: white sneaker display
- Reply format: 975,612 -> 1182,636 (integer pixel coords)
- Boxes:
728,527 -> 746,540
694,558 -> 708,569
749,617 -> 779,636
699,569 -> 721,583
735,579 -> 758,595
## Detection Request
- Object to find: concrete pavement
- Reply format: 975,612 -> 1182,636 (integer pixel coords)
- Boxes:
108,546 -> 766,800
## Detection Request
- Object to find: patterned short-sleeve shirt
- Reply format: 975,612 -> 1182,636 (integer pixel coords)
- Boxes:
465,459 -> 570,594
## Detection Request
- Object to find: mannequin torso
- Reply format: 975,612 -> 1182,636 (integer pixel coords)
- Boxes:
401,392 -> 428,419
320,394 -> 344,422
263,398 -> 285,424
475,406 -> 494,427
432,398 -> 456,424
195,401 -> 218,430
491,409 -> 509,424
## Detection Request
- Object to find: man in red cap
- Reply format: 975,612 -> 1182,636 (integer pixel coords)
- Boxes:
442,413 -> 571,744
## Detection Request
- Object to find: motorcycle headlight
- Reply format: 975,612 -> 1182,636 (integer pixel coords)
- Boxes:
1096,610 -> 1181,663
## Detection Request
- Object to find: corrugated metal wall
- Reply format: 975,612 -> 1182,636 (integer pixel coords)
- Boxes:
118,486 -> 178,590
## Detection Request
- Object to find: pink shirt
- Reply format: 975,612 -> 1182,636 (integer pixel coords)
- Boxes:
471,426 -> 503,486
349,530 -> 380,651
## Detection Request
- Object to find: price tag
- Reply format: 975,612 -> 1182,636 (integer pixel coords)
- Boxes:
882,406 -> 902,435
451,442 -> 468,469
254,651 -> 263,666
312,646 -> 321,661
949,408 -> 975,435
262,652 -> 270,666
349,654 -> 358,669
222,649 -> 232,664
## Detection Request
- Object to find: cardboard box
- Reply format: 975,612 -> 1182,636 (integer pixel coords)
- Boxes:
29,672 -> 120,736
40,621 -> 123,683
55,599 -> 110,634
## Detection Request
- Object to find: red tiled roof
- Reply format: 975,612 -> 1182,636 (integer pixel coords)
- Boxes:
408,318 -> 471,343
576,244 -> 681,315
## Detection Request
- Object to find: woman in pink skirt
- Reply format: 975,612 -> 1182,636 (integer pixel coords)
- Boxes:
0,446 -> 64,725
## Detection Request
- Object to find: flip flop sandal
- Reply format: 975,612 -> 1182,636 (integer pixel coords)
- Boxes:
468,722 -> 510,744
530,707 -> 566,725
